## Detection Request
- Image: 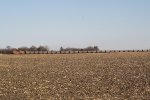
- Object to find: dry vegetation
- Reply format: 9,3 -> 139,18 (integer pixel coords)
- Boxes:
0,53 -> 150,100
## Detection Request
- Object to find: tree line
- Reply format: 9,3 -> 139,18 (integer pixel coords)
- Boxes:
0,45 -> 49,54
60,46 -> 99,51
0,45 -> 99,54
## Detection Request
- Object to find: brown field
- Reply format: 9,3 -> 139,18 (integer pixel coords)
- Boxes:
0,53 -> 150,100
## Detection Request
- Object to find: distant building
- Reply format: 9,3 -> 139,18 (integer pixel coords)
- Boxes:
12,49 -> 25,54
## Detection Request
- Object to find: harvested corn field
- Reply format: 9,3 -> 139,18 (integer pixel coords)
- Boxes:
0,53 -> 150,100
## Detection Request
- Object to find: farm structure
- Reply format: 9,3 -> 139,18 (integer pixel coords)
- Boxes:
12,49 -> 25,54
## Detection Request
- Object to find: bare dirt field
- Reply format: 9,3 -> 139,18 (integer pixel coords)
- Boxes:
0,53 -> 150,100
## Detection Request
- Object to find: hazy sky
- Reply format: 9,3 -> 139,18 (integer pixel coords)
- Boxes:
0,0 -> 150,50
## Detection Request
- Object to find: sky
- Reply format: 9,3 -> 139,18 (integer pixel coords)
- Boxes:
0,0 -> 150,50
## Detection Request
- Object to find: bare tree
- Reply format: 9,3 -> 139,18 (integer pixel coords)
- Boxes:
37,46 -> 49,51
60,46 -> 64,51
84,46 -> 99,51
18,46 -> 29,51
6,46 -> 12,50
30,46 -> 37,51
94,46 -> 99,51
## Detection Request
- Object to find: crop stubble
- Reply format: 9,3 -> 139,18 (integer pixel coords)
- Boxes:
0,53 -> 150,100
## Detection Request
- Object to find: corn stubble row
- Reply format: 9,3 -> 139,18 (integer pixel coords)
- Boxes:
0,53 -> 150,100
